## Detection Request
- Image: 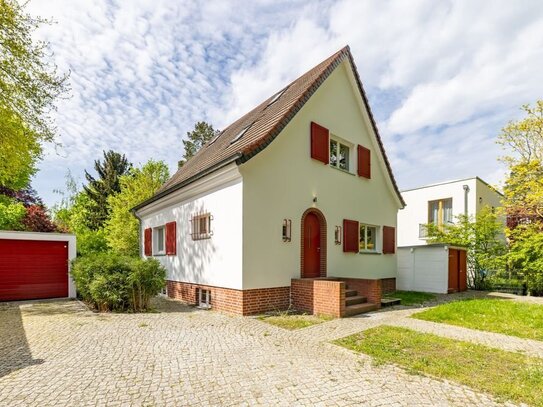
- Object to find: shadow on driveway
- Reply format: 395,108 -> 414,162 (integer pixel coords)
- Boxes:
0,303 -> 44,378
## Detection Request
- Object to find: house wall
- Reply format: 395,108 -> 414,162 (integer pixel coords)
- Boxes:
397,246 -> 449,294
240,60 -> 402,290
397,178 -> 479,247
138,164 -> 244,290
475,178 -> 503,212
398,177 -> 504,247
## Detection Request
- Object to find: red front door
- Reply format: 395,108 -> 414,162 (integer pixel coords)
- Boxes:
303,212 -> 321,278
0,239 -> 69,301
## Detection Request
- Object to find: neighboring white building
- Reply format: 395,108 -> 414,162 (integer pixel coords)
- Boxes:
133,46 -> 405,317
397,177 -> 503,248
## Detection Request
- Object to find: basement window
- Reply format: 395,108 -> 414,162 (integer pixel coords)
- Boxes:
191,212 -> 213,240
198,289 -> 211,309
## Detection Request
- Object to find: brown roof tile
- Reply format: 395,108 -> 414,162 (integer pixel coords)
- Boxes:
134,46 -> 405,210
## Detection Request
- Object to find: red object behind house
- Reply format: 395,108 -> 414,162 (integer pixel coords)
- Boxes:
0,239 -> 69,301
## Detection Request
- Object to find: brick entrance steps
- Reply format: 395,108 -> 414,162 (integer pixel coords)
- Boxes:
344,286 -> 378,317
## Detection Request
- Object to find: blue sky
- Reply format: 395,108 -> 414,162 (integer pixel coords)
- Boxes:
27,0 -> 543,207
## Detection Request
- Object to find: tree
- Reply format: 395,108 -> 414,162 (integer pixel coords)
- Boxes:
502,160 -> 543,227
0,0 -> 69,189
178,121 -> 219,167
0,185 -> 43,207
507,225 -> 543,295
425,207 -> 507,289
497,100 -> 543,165
21,205 -> 57,232
0,198 -> 25,230
83,150 -> 132,229
52,172 -> 108,255
106,160 -> 169,256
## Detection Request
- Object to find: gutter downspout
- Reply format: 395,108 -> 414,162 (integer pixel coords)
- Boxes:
462,185 -> 470,217
131,209 -> 143,258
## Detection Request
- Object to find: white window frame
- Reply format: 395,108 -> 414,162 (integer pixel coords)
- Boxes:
154,226 -> 165,255
359,223 -> 380,253
329,135 -> 353,173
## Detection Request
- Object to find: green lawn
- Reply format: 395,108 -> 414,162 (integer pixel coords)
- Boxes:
258,313 -> 333,330
413,298 -> 543,341
335,326 -> 543,406
384,290 -> 436,305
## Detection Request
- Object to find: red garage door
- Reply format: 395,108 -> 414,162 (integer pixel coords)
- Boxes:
0,239 -> 69,301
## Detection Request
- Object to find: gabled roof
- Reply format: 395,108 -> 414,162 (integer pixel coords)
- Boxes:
134,46 -> 405,211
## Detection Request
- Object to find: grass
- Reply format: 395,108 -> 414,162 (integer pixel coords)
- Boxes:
258,312 -> 333,330
384,290 -> 436,305
413,298 -> 543,341
335,326 -> 543,406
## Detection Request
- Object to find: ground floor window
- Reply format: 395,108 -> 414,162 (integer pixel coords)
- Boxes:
359,224 -> 378,252
191,212 -> 213,240
154,226 -> 165,254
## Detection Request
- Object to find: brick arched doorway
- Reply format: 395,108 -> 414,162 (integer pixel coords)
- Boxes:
300,208 -> 327,278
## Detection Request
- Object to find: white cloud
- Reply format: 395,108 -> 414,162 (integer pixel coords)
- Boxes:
24,0 -> 543,205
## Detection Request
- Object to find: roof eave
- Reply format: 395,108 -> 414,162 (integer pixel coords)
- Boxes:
131,153 -> 242,213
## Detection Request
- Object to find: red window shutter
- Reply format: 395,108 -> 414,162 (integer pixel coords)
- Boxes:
144,228 -> 152,256
343,219 -> 359,253
310,122 -> 329,164
383,226 -> 396,254
357,145 -> 371,178
165,221 -> 177,255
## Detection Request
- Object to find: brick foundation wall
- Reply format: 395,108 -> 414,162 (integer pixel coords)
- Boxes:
242,287 -> 290,315
291,278 -> 345,318
381,278 -> 396,294
166,281 -> 290,315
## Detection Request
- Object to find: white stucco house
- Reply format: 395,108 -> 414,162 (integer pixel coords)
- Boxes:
397,177 -> 503,247
133,46 -> 405,317
396,177 -> 502,294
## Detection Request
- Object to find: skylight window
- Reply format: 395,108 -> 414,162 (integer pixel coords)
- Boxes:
267,87 -> 288,106
230,119 -> 259,145
206,130 -> 223,147
230,126 -> 250,144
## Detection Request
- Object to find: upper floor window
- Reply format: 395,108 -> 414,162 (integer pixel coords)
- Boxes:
330,138 -> 350,171
428,198 -> 453,225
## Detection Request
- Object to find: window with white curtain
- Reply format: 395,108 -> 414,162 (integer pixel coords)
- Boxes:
428,198 -> 453,225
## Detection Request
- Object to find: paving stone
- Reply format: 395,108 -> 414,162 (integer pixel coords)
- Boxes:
0,293 -> 538,406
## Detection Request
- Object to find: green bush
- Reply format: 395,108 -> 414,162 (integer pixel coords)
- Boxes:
71,253 -> 165,312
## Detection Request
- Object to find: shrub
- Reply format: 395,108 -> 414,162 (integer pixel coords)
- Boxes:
128,258 -> 166,311
71,253 -> 166,312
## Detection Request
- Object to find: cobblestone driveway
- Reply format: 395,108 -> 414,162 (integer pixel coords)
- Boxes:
0,293 -> 535,407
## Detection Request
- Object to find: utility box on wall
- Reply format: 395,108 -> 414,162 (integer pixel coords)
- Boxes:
397,244 -> 467,294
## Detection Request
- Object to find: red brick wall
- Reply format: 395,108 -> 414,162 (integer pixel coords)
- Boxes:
381,278 -> 396,294
242,287 -> 290,315
341,278 -> 382,308
166,281 -> 289,315
291,278 -> 345,318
